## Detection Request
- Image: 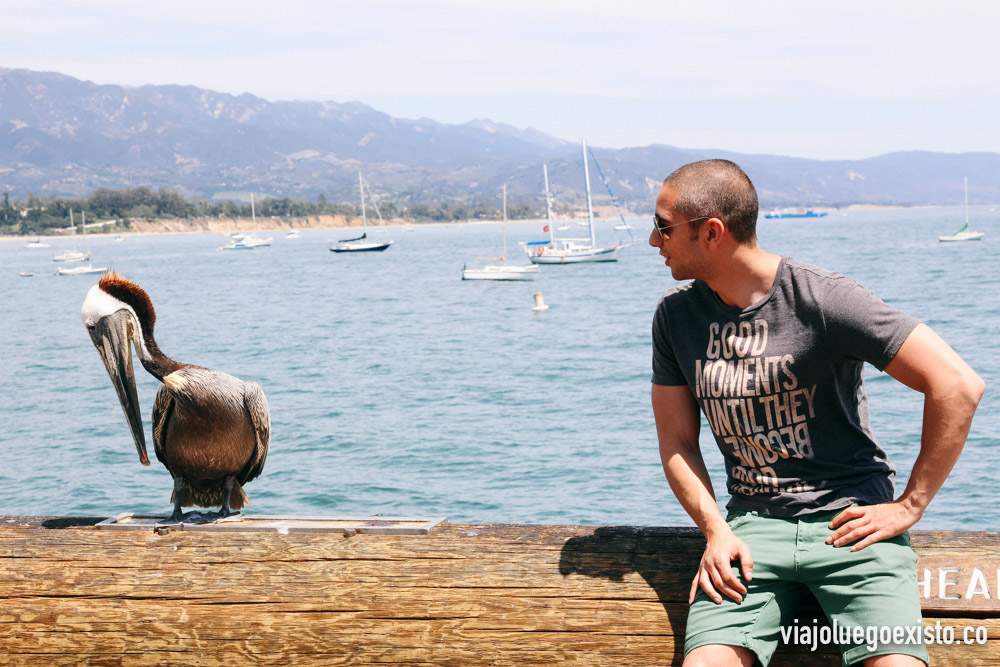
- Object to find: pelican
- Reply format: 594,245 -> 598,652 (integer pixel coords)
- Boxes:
81,271 -> 270,523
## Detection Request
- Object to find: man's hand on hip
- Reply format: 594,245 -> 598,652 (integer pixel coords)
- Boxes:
826,501 -> 923,551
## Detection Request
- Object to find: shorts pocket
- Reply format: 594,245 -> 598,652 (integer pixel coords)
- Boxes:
870,531 -> 918,570
726,511 -> 753,532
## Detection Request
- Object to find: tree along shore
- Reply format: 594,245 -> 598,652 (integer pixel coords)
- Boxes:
0,186 -> 547,236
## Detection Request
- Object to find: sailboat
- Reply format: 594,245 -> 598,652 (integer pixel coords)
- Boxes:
939,177 -> 985,242
331,172 -> 393,253
24,238 -> 50,248
519,139 -> 632,263
57,211 -> 107,275
221,193 -> 272,249
462,183 -> 539,281
52,210 -> 92,262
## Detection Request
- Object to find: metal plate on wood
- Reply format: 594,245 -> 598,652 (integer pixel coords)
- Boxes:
95,513 -> 447,535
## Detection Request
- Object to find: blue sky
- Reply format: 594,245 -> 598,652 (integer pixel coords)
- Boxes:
2,0 -> 997,160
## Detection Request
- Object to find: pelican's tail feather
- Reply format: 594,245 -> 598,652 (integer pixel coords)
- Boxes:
171,485 -> 193,508
228,481 -> 251,510
170,479 -> 252,510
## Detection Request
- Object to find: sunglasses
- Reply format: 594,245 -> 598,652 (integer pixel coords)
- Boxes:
653,213 -> 712,239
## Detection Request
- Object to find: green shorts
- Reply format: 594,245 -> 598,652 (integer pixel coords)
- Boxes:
684,508 -> 928,667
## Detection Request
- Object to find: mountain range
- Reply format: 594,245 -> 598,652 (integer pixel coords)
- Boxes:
2,66 -> 999,210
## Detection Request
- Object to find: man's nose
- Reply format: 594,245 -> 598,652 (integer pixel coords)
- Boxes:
649,227 -> 662,247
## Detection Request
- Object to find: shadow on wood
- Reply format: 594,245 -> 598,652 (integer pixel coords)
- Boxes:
39,517 -> 104,529
559,525 -> 837,665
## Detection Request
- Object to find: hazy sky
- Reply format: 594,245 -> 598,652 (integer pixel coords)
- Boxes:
2,1 -> 997,160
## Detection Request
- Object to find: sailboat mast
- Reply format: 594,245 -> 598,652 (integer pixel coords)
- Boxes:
359,171 -> 367,232
502,183 -> 508,264
964,176 -> 969,226
250,193 -> 256,232
68,209 -> 77,251
582,138 -> 595,247
543,164 -> 554,244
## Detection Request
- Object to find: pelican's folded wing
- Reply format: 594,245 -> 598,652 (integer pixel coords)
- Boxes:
239,381 -> 270,484
151,383 -> 174,469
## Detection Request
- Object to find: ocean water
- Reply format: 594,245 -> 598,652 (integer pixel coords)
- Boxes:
1,207 -> 997,530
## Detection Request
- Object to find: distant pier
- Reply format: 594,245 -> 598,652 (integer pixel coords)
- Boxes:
1,516 -> 997,665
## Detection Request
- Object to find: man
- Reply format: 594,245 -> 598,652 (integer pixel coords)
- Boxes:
649,159 -> 984,667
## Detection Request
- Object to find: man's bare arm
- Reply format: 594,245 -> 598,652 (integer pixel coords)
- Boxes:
827,323 -> 985,550
652,383 -> 753,603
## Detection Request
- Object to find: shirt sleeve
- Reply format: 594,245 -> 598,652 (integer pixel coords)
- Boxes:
823,275 -> 921,370
651,299 -> 688,386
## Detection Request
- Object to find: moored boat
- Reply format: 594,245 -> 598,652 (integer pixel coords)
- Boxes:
52,250 -> 91,262
462,183 -> 539,281
764,208 -> 828,219
519,140 -> 631,264
939,177 -> 985,242
220,193 -> 272,249
331,172 -> 393,253
53,210 -> 95,262
461,264 -> 539,281
57,263 -> 107,276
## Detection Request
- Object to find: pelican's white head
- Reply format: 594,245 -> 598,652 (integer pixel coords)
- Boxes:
80,272 -> 156,466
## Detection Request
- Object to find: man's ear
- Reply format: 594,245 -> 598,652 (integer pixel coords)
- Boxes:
703,218 -> 725,246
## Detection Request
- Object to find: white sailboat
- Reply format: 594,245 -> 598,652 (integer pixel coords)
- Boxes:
221,194 -> 272,249
462,183 -> 539,281
57,211 -> 106,275
939,177 -> 985,242
52,248 -> 89,262
331,172 -> 393,253
57,263 -> 106,275
52,210 -> 92,262
520,139 -> 632,264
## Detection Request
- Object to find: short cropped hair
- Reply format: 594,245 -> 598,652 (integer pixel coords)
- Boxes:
663,159 -> 759,245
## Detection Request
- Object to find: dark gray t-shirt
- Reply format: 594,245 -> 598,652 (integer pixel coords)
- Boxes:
652,256 -> 920,517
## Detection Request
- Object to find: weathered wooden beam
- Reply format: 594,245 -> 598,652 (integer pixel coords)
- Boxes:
1,517 -> 997,665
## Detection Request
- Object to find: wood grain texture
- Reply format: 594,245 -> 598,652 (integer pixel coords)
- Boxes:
1,517 -> 997,665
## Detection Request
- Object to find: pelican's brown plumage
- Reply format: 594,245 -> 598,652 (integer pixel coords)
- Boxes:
81,271 -> 270,523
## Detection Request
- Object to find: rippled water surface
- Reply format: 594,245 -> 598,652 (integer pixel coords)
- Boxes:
2,207 -> 997,529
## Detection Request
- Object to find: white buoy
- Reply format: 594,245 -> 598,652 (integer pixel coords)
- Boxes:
532,292 -> 549,312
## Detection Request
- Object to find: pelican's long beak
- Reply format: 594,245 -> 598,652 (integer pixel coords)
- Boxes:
89,310 -> 149,466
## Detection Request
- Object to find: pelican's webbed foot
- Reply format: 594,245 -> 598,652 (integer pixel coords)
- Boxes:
214,507 -> 243,523
157,477 -> 202,525
200,507 -> 243,523
206,476 -> 244,523
156,509 -> 210,526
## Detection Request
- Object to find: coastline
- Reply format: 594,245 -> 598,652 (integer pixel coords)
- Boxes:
1,215 -> 557,240
0,204 -> 928,240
